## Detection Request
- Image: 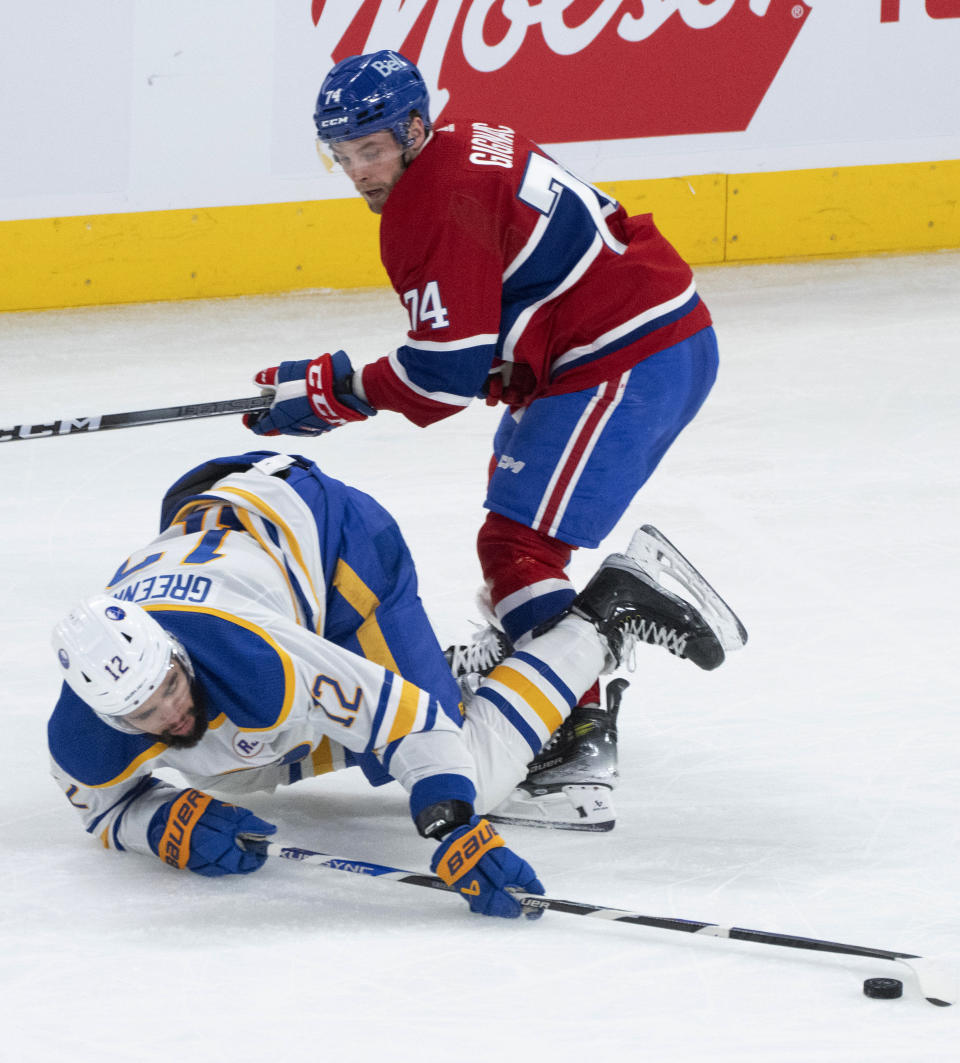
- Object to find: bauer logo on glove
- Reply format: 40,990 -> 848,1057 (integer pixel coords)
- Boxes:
434,817 -> 504,884
430,815 -> 545,918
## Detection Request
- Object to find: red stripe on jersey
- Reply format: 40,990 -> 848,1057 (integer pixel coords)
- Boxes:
535,376 -> 624,537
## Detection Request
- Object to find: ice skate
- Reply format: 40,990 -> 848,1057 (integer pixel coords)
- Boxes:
487,678 -> 628,832
444,623 -> 513,696
570,525 -> 747,671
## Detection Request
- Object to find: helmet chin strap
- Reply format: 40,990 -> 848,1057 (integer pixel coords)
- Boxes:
401,127 -> 432,170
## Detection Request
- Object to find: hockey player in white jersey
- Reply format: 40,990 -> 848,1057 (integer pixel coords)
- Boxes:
49,451 -> 743,918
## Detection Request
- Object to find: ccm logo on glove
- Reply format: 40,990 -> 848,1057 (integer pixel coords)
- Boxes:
244,351 -> 375,437
306,360 -> 350,426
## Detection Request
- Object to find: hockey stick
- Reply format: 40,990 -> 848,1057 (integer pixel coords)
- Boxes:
0,395 -> 272,443
241,835 -> 954,1007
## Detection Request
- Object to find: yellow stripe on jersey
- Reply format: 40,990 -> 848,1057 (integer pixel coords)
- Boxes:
311,737 -> 335,776
333,558 -> 378,616
168,498 -> 304,621
231,508 -> 305,622
214,485 -> 324,618
333,559 -> 400,673
386,680 -> 421,746
487,664 -> 564,736
172,486 -> 325,633
356,614 -> 399,673
82,740 -> 169,789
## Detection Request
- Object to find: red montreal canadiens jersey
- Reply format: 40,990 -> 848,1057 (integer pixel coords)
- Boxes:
361,121 -> 712,427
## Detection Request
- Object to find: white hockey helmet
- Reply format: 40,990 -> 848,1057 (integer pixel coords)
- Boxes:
52,595 -> 192,720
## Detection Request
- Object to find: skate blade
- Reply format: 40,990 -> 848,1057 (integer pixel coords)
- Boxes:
487,785 -> 615,832
627,525 -> 748,652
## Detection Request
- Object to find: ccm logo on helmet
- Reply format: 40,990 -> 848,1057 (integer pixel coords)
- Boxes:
319,117 -> 348,127
370,54 -> 407,77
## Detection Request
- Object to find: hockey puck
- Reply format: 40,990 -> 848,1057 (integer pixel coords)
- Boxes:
863,977 -> 903,999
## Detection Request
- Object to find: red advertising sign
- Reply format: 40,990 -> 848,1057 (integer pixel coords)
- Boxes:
312,0 -> 811,143
882,0 -> 960,19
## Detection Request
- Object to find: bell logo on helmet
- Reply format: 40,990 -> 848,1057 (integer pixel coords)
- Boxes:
370,54 -> 407,77
58,649 -> 70,669
105,606 -> 126,621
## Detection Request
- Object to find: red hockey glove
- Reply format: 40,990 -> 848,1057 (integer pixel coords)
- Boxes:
244,351 -> 376,436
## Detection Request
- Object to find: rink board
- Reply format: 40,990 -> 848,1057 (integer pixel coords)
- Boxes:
1,159 -> 958,312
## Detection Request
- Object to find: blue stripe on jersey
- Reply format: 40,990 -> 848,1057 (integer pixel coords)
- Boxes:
86,775 -> 158,837
281,554 -> 316,631
110,777 -> 162,850
474,686 -> 542,757
504,189 -> 598,299
552,291 -> 702,378
511,650 -> 576,708
395,341 -> 495,401
366,670 -> 395,754
379,736 -> 401,775
424,695 -> 438,733
379,692 -> 444,775
219,505 -> 246,530
500,184 -> 606,350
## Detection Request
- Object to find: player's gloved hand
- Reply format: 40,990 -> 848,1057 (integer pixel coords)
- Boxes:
147,788 -> 277,877
243,350 -> 376,436
430,815 -> 545,918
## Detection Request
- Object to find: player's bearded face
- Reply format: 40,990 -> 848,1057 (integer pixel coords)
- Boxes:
124,660 -> 208,749
330,131 -> 414,214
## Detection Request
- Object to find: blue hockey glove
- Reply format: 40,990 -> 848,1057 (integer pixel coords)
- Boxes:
243,351 -> 376,436
147,789 -> 277,877
431,815 -> 545,919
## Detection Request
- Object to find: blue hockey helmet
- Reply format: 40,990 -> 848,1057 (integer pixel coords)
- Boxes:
314,50 -> 431,149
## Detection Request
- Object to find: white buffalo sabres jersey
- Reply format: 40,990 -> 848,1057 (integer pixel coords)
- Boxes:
48,458 -> 475,856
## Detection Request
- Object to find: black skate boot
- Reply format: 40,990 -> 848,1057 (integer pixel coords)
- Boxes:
569,526 -> 747,671
487,678 -> 629,832
444,625 -> 513,696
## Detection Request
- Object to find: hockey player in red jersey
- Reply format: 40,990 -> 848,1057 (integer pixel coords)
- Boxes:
246,50 -> 727,831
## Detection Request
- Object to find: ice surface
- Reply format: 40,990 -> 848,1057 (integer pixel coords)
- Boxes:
1,253 -> 958,1062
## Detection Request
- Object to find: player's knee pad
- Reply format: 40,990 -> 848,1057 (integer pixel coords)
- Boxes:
477,513 -> 572,598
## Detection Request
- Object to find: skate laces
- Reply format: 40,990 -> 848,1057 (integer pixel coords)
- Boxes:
445,624 -> 511,678
620,615 -> 689,665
